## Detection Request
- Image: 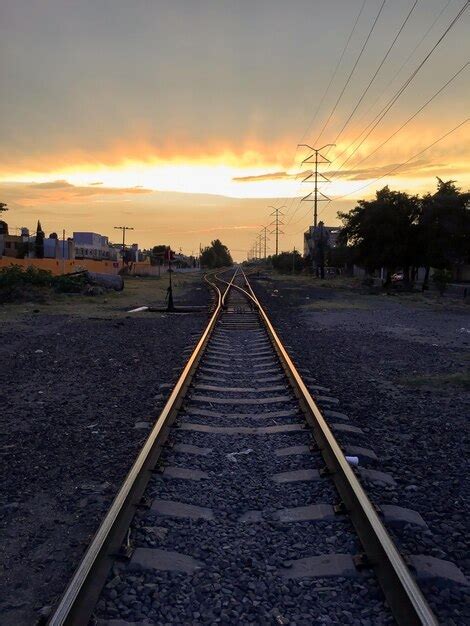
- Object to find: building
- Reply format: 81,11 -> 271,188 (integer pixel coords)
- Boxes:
0,223 -> 30,258
303,223 -> 340,257
73,232 -> 119,261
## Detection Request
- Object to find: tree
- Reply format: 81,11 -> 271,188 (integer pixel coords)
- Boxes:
200,239 -> 233,269
338,186 -> 420,286
147,244 -> 168,266
35,220 -> 45,259
0,202 -> 8,214
417,179 -> 470,288
271,251 -> 303,274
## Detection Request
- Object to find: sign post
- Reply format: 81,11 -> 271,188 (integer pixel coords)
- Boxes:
165,247 -> 175,311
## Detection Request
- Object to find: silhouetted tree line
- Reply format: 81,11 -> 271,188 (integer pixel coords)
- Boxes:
200,239 -> 233,269
338,179 -> 470,287
270,250 -> 303,274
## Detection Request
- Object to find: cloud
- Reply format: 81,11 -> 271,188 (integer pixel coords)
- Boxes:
231,159 -> 457,184
233,171 -> 294,182
29,179 -> 74,189
0,180 -> 153,207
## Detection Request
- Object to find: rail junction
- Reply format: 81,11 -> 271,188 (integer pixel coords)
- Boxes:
47,267 -> 445,625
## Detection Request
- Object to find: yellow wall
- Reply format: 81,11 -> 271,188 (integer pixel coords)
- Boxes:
128,262 -> 160,276
0,257 -> 120,275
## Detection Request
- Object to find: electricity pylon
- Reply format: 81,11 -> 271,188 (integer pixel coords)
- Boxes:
298,144 -> 334,227
268,206 -> 285,256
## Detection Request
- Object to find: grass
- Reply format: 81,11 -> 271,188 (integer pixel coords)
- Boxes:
0,272 -> 206,320
401,371 -> 470,390
264,269 -> 469,312
267,271 -> 362,291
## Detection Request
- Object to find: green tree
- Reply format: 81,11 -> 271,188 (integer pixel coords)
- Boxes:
338,186 -> 420,286
200,239 -> 233,269
417,179 -> 470,288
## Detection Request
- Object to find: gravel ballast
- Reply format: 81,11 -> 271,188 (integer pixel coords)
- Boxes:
0,279 -> 209,625
252,275 -> 470,624
95,292 -> 394,625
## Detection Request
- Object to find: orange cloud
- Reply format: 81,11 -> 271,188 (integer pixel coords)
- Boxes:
0,180 -> 153,207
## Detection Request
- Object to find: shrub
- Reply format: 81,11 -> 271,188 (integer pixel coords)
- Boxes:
432,268 -> 452,295
53,273 -> 88,293
0,265 -> 54,303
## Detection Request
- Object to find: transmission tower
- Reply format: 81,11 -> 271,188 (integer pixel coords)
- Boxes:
298,144 -> 334,227
269,206 -> 285,256
260,226 -> 269,260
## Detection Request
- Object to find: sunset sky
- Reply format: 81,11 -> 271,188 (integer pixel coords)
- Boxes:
1,0 -> 469,259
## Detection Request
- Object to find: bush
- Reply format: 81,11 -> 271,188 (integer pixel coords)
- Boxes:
0,265 -> 53,288
271,251 -> 302,274
432,268 -> 452,295
0,265 -> 54,303
0,265 -> 91,301
53,273 -> 88,293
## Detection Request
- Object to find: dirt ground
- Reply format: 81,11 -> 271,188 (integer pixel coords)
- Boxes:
0,272 -> 209,625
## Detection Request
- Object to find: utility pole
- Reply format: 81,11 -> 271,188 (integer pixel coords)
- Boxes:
257,234 -> 263,260
62,229 -> 66,275
298,144 -> 334,227
292,245 -> 296,273
114,225 -> 134,266
261,226 -> 269,260
269,206 -> 285,256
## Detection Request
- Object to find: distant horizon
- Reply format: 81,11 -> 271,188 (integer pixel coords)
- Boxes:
1,0 -> 469,260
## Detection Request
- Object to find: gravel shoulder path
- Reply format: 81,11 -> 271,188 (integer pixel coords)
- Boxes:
0,275 -> 209,625
252,274 -> 470,624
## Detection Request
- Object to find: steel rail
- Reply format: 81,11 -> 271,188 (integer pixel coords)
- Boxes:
47,268 -> 238,626
232,268 -> 438,626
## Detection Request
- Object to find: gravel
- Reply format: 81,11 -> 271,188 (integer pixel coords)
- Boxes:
251,275 -> 470,624
96,313 -> 393,625
0,281 -> 209,625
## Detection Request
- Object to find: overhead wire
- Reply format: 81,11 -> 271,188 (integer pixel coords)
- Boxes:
327,0 -> 420,154
313,0 -> 388,145
339,61 -> 469,171
329,0 -> 454,167
332,0 -> 469,173
269,0 -> 370,231
298,0 -> 367,147
331,117 -> 469,201
284,117 -> 469,235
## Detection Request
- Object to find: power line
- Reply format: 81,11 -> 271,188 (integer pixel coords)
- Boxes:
314,0 -> 388,145
332,117 -> 469,201
285,117 -> 469,235
330,0 -> 454,166
283,0 -> 387,226
333,0 -> 469,173
328,0 -> 419,153
342,61 -> 469,171
268,0 -> 368,225
298,0 -> 367,146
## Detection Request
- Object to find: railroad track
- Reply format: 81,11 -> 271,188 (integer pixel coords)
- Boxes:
47,267 -> 438,625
